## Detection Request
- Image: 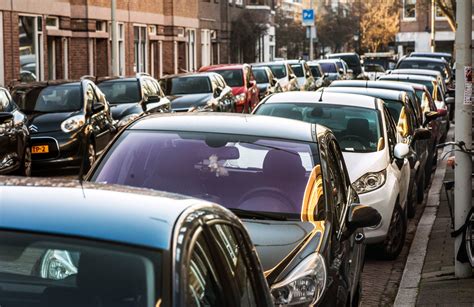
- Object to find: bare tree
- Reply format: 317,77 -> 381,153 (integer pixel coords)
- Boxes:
316,4 -> 358,53
274,10 -> 306,59
434,0 -> 456,32
231,11 -> 268,63
360,0 -> 400,53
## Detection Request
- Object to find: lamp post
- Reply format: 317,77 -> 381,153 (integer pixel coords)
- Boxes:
111,0 -> 118,76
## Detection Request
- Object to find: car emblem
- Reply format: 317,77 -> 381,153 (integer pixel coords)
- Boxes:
29,124 -> 38,132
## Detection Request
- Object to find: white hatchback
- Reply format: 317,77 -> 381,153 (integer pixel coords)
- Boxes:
254,91 -> 411,259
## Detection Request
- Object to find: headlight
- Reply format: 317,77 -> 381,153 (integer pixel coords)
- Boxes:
235,93 -> 246,104
117,114 -> 139,127
40,250 -> 78,280
353,169 -> 386,194
60,115 -> 85,133
271,253 -> 327,306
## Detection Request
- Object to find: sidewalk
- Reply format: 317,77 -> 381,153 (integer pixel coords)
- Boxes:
395,130 -> 474,306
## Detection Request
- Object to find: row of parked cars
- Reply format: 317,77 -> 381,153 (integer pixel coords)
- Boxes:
0,51 -> 454,306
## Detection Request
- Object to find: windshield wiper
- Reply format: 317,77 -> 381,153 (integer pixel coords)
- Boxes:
230,208 -> 288,221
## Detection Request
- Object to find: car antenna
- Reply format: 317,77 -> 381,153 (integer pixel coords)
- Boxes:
318,87 -> 324,102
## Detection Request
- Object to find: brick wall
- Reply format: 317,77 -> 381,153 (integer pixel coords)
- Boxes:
3,11 -> 19,85
69,37 -> 89,79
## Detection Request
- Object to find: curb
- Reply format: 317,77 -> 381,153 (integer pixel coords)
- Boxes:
393,144 -> 451,306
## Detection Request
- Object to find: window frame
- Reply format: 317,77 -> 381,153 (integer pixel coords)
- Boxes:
403,0 -> 417,21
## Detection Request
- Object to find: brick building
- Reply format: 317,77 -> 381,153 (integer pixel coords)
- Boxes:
0,0 -> 275,86
396,0 -> 474,55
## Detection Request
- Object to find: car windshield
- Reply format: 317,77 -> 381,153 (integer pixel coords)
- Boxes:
364,64 -> 385,72
253,69 -> 269,83
215,69 -> 244,87
256,103 -> 382,153
398,60 -> 448,78
92,131 -> 319,219
162,77 -> 212,95
0,231 -> 161,307
98,80 -> 141,104
15,84 -> 82,113
290,64 -> 305,77
319,63 -> 337,73
266,64 -> 287,79
309,66 -> 322,77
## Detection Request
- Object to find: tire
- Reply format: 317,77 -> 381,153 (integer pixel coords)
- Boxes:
407,179 -> 417,218
13,147 -> 32,177
417,171 -> 425,204
375,203 -> 407,260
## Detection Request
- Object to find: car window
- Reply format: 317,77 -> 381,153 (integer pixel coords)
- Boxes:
144,79 -> 159,97
290,64 -> 305,77
383,106 -> 397,156
186,231 -> 226,306
310,65 -> 322,77
17,84 -> 83,113
164,77 -> 212,95
253,69 -> 269,83
0,90 -> 14,112
319,63 -> 337,73
210,224 -> 257,307
215,70 -> 244,87
325,143 -> 347,230
98,80 -> 141,104
266,64 -> 287,79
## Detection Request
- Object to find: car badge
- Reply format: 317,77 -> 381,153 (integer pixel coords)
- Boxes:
29,124 -> 38,132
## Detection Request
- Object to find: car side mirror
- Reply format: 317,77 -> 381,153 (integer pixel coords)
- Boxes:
347,204 -> 381,230
214,88 -> 222,98
394,143 -> 410,160
338,68 -> 344,75
146,95 -> 160,104
92,103 -> 105,114
423,111 -> 440,126
445,97 -> 455,105
413,128 -> 432,141
289,74 -> 296,80
437,108 -> 448,116
0,112 -> 13,124
324,72 -> 329,78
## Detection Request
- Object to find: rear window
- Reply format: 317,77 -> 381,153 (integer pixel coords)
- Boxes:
319,63 -> 337,73
253,69 -> 269,83
398,60 -> 447,78
161,77 -> 212,95
215,69 -> 244,87
0,231 -> 161,307
98,80 -> 141,104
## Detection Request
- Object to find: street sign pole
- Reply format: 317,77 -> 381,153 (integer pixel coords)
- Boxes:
309,0 -> 314,60
302,7 -> 315,60
111,0 -> 118,76
454,0 -> 472,278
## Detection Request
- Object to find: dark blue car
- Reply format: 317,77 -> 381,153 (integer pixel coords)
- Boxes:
0,177 -> 272,307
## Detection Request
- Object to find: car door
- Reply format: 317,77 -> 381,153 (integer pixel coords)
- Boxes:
85,83 -> 112,153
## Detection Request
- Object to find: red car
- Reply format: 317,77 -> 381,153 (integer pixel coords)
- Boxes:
199,64 -> 259,113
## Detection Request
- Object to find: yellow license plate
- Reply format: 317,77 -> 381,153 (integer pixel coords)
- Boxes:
32,145 -> 49,154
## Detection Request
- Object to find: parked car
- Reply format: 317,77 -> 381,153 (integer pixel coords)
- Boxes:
251,66 -> 282,99
88,113 -> 381,306
159,72 -> 234,112
252,61 -> 299,92
323,86 -> 435,217
409,51 -> 453,66
96,74 -> 171,129
0,177 -> 273,306
286,59 -> 316,91
0,87 -> 31,176
362,52 -> 398,71
316,59 -> 344,82
327,52 -> 364,79
307,61 -> 329,88
11,80 -> 116,173
199,64 -> 259,113
395,56 -> 453,88
253,91 -> 411,259
363,63 -> 386,80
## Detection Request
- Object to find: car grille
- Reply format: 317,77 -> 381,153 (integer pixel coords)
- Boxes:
31,137 -> 60,160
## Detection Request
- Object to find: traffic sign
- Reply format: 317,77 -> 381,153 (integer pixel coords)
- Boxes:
302,9 -> 315,26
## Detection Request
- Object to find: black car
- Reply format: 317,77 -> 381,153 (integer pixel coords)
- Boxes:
409,51 -> 453,66
159,72 -> 234,112
323,86 -> 435,217
0,177 -> 273,306
307,61 -> 329,88
252,66 -> 282,99
89,113 -> 381,306
327,53 -> 363,79
96,74 -> 171,128
11,80 -> 116,173
0,87 -> 31,176
395,56 -> 453,87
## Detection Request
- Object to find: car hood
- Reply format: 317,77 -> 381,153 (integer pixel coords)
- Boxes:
26,111 -> 80,134
342,150 -> 387,183
110,103 -> 142,120
231,86 -> 246,96
243,219 -> 318,272
168,93 -> 212,110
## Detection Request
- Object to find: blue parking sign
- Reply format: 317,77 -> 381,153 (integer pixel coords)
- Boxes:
302,9 -> 315,26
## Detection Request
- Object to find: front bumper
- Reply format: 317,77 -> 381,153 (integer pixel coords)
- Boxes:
30,131 -> 83,171
0,135 -> 21,174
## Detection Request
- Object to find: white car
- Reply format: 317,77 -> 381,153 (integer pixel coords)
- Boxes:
253,91 -> 411,259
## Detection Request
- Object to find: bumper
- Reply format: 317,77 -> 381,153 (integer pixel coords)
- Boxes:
359,176 -> 399,244
30,132 -> 83,171
0,135 -> 21,174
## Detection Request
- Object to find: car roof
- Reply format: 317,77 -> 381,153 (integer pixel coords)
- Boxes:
399,56 -> 447,64
330,80 -> 416,93
200,64 -> 245,71
96,77 -> 138,84
323,86 -> 405,101
161,72 -> 218,79
286,60 -> 304,64
262,91 -> 379,109
410,52 -> 451,58
327,52 -> 359,57
379,74 -> 436,81
315,59 -> 338,64
128,113 -> 319,143
0,177 -> 211,250
11,80 -> 82,89
390,69 -> 442,76
253,61 -> 287,66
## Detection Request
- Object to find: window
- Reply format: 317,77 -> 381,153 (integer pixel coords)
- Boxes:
326,142 -> 347,229
201,29 -> 212,67
109,22 -> 125,76
19,15 -> 43,81
403,0 -> 416,19
98,80 -> 141,104
186,232 -> 225,306
96,20 -> 107,32
383,106 -> 397,156
210,224 -> 257,306
45,16 -> 58,29
134,25 -> 147,73
186,29 -> 196,71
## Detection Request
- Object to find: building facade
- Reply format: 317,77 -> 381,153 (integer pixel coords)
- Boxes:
396,0 -> 474,55
0,0 -> 275,86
